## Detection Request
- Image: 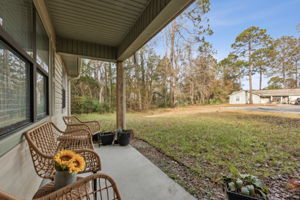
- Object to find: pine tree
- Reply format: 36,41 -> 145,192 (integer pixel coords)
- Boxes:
231,26 -> 271,103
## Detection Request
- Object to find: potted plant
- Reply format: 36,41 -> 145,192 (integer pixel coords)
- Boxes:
100,131 -> 115,145
92,131 -> 115,145
116,128 -> 133,146
223,166 -> 269,200
53,150 -> 86,189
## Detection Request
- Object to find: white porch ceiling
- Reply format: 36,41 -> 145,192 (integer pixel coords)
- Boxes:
46,0 -> 150,46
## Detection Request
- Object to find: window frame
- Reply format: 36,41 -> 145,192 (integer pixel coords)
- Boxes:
0,39 -> 33,137
62,88 -> 66,109
36,70 -> 49,120
0,4 -> 50,139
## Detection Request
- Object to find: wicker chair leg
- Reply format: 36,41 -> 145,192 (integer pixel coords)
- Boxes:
93,172 -> 97,200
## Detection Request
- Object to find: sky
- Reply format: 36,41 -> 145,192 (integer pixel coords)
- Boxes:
206,0 -> 300,90
152,0 -> 300,90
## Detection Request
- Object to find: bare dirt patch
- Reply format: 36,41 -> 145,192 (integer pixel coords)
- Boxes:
144,105 -> 226,118
144,104 -> 278,118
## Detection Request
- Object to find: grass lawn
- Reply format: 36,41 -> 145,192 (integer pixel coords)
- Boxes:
78,106 -> 300,198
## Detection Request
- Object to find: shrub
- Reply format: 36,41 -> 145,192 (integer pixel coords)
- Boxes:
71,95 -> 111,114
206,99 -> 221,105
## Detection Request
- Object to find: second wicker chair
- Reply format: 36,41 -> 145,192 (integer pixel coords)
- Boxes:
63,115 -> 101,136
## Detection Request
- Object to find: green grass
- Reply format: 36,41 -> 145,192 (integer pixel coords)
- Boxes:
78,108 -> 300,182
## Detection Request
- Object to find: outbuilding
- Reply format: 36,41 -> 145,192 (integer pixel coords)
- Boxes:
229,89 -> 300,104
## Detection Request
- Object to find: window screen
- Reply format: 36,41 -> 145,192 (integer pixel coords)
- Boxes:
36,72 -> 47,118
36,13 -> 49,72
0,0 -> 33,56
0,40 -> 30,132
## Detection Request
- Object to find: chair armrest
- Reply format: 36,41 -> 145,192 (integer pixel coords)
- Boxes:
65,123 -> 92,134
63,128 -> 92,137
34,173 -> 121,200
57,132 -> 94,150
74,149 -> 101,173
82,121 -> 101,134
58,134 -> 90,141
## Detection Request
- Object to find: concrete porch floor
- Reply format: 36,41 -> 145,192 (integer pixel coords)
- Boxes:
95,145 -> 196,200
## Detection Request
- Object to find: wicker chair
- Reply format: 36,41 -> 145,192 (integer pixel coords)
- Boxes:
63,115 -> 101,136
0,173 -> 121,200
25,122 -> 101,180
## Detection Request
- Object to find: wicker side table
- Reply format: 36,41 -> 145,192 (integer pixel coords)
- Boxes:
33,177 -> 90,199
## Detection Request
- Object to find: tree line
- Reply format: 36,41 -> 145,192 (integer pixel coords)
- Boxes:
220,26 -> 300,104
71,1 -> 300,113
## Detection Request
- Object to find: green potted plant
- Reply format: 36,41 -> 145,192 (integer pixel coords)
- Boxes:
116,128 -> 133,146
223,166 -> 269,200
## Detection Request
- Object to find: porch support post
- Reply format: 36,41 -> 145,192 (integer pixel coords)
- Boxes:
116,61 -> 126,129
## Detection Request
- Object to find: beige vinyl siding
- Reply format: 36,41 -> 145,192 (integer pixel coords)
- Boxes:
0,140 -> 42,199
51,53 -> 69,130
0,51 -> 70,200
0,2 -> 71,198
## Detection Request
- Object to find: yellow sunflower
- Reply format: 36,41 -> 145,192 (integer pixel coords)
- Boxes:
54,150 -> 76,166
68,154 -> 86,174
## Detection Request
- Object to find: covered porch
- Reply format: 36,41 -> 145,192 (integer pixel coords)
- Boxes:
0,0 -> 195,199
43,0 -> 194,129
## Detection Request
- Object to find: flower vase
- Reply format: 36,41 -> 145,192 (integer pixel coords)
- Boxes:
54,171 -> 77,190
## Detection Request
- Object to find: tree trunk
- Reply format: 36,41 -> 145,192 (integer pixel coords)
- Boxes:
140,51 -> 146,110
283,63 -> 286,89
104,64 -> 109,103
248,42 -> 253,104
99,87 -> 104,103
133,52 -> 142,111
96,61 -> 104,103
259,68 -> 262,90
108,63 -> 113,112
296,60 -> 298,87
169,20 -> 176,107
163,58 -> 168,106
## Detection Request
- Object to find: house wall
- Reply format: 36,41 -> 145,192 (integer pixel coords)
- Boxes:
51,53 -> 70,130
0,3 -> 70,198
0,55 -> 70,199
288,96 -> 300,103
0,55 -> 70,200
252,94 -> 262,104
0,136 -> 43,199
260,97 -> 270,104
229,91 -> 247,104
229,91 -> 265,104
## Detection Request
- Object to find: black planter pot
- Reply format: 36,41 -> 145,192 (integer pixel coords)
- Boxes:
92,133 -> 100,142
100,132 -> 115,145
227,191 -> 263,200
117,130 -> 133,146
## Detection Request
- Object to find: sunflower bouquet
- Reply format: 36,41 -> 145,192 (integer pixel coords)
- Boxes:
53,150 -> 86,174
